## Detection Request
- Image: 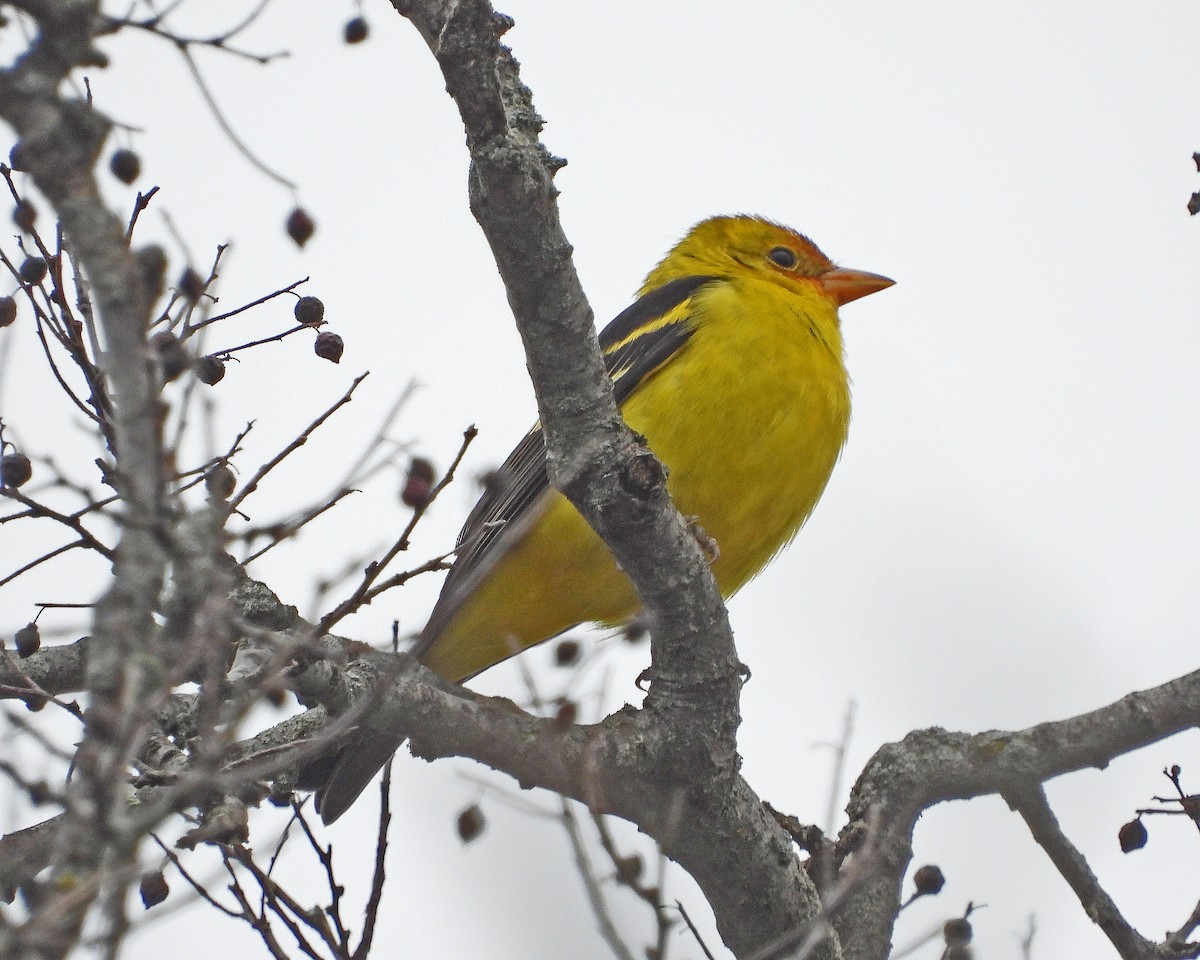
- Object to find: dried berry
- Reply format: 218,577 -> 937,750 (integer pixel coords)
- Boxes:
0,295 -> 15,327
19,257 -> 47,285
456,804 -> 485,844
344,16 -> 369,43
139,870 -> 169,908
205,463 -> 236,501
313,330 -> 344,363
109,148 -> 141,185
12,199 -> 36,233
195,355 -> 226,385
615,854 -> 643,885
911,864 -> 945,896
179,267 -> 205,303
267,786 -> 294,808
401,456 -> 436,508
1,452 -> 32,488
8,141 -> 29,171
14,622 -> 40,658
552,699 -> 577,730
263,681 -> 289,708
942,917 -> 972,946
478,469 -> 503,496
1118,817 -> 1148,853
286,207 -> 316,248
294,295 -> 325,326
137,245 -> 167,302
554,638 -> 581,667
622,617 -> 650,645
150,331 -> 190,382
27,780 -> 53,806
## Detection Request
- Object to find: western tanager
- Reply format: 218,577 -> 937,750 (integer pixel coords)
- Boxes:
316,214 -> 892,822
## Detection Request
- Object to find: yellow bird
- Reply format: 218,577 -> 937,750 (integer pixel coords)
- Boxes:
315,215 -> 892,822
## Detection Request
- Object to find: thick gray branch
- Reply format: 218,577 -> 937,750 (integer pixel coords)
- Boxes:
388,2 -> 823,956
0,3 -> 171,955
834,667 -> 1200,960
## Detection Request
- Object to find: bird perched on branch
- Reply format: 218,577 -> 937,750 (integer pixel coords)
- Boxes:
315,214 -> 893,822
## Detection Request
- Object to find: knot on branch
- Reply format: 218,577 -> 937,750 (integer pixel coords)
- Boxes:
619,449 -> 667,501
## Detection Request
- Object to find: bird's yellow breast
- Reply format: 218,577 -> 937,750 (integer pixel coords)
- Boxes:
420,275 -> 850,681
625,276 -> 850,591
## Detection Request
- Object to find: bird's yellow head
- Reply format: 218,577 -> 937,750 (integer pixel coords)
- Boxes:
639,214 -> 893,306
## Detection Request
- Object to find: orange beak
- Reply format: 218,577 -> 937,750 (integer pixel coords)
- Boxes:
820,267 -> 895,306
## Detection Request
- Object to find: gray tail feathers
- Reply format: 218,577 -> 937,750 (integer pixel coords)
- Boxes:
311,731 -> 407,824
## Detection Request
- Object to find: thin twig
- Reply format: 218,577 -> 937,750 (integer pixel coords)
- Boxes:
179,47 -> 296,189
149,834 -> 241,918
353,758 -> 393,960
228,372 -> 368,512
125,185 -> 159,238
187,276 -> 308,335
560,799 -> 638,960
0,487 -> 114,560
1005,783 -> 1162,960
315,425 -> 476,634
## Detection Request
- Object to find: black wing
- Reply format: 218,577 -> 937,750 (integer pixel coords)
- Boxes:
413,275 -> 716,653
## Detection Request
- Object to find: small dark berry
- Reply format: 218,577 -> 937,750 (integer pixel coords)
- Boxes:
137,245 -> 167,303
179,267 -> 205,303
262,681 -> 289,708
27,780 -> 53,806
12,199 -> 36,232
286,207 -> 316,248
268,787 -> 295,807
205,463 -> 236,501
401,456 -> 436,508
313,330 -> 344,363
554,639 -> 581,667
622,617 -> 650,645
615,854 -> 643,885
294,295 -> 325,325
0,295 -> 16,327
911,864 -> 945,896
1119,817 -> 1148,853
478,469 -> 503,495
1,452 -> 32,488
195,355 -> 226,385
8,142 -> 29,171
344,16 -> 369,43
456,804 -> 485,844
151,331 -> 190,382
552,699 -> 577,730
942,918 -> 972,946
19,257 -> 47,285
109,148 -> 141,185
14,623 -> 40,658
139,870 -> 169,908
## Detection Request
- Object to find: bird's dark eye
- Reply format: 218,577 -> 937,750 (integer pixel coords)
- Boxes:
767,246 -> 798,269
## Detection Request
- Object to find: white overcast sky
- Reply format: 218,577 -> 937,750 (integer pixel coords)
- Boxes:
3,2 -> 1200,959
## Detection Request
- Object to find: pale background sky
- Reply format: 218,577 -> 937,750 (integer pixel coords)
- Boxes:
2,2 -> 1200,958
